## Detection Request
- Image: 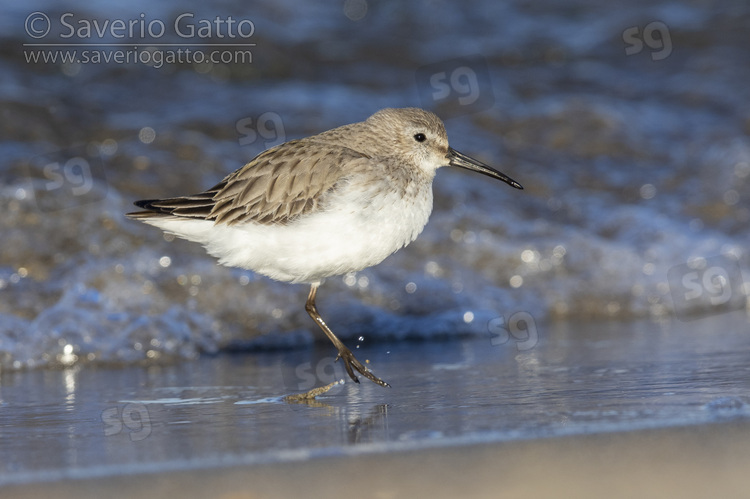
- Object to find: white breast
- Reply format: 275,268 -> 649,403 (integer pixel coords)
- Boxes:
144,176 -> 434,284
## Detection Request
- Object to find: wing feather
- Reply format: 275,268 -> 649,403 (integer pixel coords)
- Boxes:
127,139 -> 370,226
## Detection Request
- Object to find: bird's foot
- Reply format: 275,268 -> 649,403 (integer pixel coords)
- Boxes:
335,346 -> 390,388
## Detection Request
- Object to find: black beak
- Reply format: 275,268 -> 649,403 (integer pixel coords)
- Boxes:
447,147 -> 523,190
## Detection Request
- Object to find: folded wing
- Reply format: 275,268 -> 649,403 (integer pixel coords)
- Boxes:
128,140 -> 369,226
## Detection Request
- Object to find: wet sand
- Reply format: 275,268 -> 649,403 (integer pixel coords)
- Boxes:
4,420 -> 750,499
1,313 -> 748,496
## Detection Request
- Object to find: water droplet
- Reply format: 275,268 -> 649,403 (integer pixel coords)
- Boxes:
139,127 -> 156,144
640,183 -> 656,199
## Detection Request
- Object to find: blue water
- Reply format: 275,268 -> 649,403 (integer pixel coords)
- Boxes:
0,314 -> 748,486
1,2 -> 749,376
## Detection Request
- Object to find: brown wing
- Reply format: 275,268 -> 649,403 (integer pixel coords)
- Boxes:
128,140 -> 369,226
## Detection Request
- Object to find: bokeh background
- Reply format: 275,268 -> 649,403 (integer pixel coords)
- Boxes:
2,0 -> 749,369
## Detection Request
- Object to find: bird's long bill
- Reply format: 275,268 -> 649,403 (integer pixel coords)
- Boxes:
447,147 -> 523,190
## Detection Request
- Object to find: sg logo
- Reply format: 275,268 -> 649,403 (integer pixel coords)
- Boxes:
415,55 -> 494,117
487,311 -> 538,352
668,255 -> 746,320
43,157 -> 94,196
236,112 -> 286,149
622,21 -> 672,61
282,356 -> 347,393
101,403 -> 152,442
26,145 -> 107,212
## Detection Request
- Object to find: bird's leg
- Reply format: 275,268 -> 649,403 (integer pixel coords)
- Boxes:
305,283 -> 390,388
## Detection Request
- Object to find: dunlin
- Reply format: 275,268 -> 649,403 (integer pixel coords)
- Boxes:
127,108 -> 522,387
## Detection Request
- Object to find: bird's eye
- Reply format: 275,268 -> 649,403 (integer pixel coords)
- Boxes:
414,133 -> 427,142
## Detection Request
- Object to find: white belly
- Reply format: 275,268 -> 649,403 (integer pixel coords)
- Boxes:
144,180 -> 434,284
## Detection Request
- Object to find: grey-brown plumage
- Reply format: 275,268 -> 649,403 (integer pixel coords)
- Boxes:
127,108 -> 523,388
131,141 -> 363,226
129,108 -> 463,227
